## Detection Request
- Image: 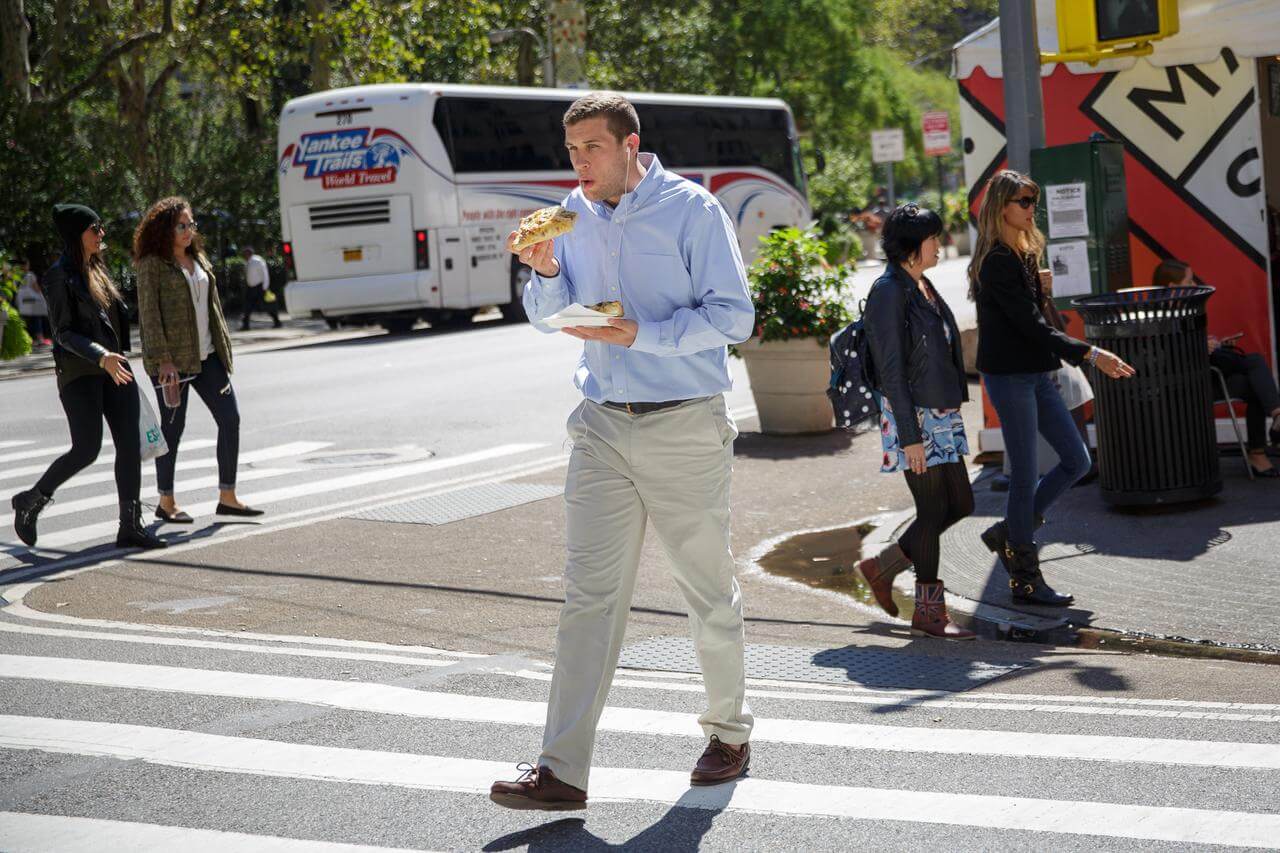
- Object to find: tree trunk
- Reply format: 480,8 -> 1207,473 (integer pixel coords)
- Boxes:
516,37 -> 534,87
306,0 -> 330,92
0,0 -> 31,105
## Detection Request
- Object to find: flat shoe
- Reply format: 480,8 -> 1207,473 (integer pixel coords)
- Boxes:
155,506 -> 193,523
216,502 -> 265,517
1249,466 -> 1280,479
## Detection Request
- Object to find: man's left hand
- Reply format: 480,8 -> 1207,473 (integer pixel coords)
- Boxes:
561,318 -> 638,347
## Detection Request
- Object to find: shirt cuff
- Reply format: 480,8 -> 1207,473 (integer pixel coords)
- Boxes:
630,320 -> 661,354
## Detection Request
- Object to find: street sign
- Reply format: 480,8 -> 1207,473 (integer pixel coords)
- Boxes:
922,111 -> 952,157
871,129 -> 905,164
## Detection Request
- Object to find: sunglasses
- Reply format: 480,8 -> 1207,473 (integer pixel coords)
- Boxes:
1010,196 -> 1037,210
89,223 -> 105,235
175,222 -> 198,234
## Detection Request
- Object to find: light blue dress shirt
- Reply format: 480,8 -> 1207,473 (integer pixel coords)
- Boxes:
524,153 -> 755,404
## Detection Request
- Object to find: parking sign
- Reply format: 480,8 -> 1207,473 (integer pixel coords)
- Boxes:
922,111 -> 951,157
871,129 -> 905,164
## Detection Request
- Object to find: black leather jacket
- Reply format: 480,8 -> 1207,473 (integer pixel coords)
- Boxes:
43,255 -> 131,391
863,264 -> 968,447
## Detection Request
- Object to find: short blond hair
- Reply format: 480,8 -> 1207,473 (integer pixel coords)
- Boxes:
562,92 -> 640,141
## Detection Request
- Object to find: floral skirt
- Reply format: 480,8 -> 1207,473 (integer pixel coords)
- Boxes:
878,396 -> 970,474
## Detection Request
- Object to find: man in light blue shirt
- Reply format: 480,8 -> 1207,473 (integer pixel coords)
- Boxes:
490,93 -> 756,812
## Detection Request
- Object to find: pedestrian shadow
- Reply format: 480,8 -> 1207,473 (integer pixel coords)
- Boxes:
0,520 -> 244,576
483,785 -> 731,851
731,429 -> 857,460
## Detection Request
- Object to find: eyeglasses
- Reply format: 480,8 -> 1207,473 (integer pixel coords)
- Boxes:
1010,196 -> 1037,210
175,222 -> 198,234
90,223 -> 105,235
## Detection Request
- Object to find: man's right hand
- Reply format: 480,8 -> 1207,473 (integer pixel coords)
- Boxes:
506,231 -> 559,278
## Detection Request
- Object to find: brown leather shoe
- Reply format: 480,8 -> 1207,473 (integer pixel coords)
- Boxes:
489,763 -> 587,811
910,581 -> 976,640
857,543 -> 911,617
690,735 -> 750,786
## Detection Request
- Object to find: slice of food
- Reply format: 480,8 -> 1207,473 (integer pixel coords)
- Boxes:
585,300 -> 623,317
511,205 -> 578,251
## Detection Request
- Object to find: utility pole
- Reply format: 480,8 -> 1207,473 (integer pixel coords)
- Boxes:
998,0 -> 1046,173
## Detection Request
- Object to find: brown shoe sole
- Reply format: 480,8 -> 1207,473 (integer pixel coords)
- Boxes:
489,792 -> 587,811
689,760 -> 750,787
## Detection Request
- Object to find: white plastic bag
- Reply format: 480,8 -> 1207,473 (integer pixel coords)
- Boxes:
137,381 -> 169,462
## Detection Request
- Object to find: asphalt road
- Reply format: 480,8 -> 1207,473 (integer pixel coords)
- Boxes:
3,277 -> 1279,852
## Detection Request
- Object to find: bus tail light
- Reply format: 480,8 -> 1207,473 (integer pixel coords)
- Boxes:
414,230 -> 429,269
282,241 -> 297,280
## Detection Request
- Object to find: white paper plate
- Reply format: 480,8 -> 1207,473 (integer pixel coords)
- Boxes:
543,314 -> 616,328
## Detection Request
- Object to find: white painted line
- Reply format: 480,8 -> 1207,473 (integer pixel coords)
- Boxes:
0,439 -> 218,486
2,717 -> 1276,848
47,440 -> 333,493
0,466 -> 296,525
1,655 -> 1275,771
1,442 -> 544,555
0,812 -> 425,853
0,440 -> 35,449
0,623 -> 460,669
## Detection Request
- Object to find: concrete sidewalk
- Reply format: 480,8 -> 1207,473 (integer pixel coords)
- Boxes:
902,460 -> 1280,654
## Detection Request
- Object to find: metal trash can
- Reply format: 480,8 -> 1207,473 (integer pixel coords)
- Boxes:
1072,286 -> 1220,506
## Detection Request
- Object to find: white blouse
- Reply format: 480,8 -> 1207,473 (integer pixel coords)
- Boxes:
179,260 -> 214,360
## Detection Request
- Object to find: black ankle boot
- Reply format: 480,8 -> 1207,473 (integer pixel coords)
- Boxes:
116,501 -> 167,550
980,516 -> 1045,576
1007,543 -> 1073,607
11,487 -> 53,547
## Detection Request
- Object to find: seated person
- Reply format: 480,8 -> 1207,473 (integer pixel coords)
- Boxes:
1155,259 -> 1280,478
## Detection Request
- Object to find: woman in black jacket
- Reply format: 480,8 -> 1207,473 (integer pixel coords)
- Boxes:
9,204 -> 165,551
857,204 -> 975,640
970,171 -> 1132,605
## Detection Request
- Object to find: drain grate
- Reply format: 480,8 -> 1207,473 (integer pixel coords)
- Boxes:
346,482 -> 563,526
618,636 -> 1033,692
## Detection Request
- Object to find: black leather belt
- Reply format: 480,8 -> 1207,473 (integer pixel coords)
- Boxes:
601,399 -> 692,415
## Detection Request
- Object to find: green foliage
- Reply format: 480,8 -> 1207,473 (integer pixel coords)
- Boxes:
808,148 -> 874,223
0,250 -> 33,360
942,189 -> 971,233
742,227 -> 853,348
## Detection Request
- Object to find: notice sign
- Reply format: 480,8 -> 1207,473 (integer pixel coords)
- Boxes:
871,129 -> 905,164
1046,182 -> 1089,238
1047,240 -> 1092,298
922,111 -> 951,157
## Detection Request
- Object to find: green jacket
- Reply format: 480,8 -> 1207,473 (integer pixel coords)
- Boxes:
136,253 -> 233,377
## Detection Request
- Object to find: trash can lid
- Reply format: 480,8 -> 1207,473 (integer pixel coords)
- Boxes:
1072,285 -> 1214,320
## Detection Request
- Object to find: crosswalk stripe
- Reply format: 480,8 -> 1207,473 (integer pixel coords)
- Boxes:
0,439 -> 218,486
1,655 -> 1275,771
0,812 -> 426,852
0,467 -> 295,526
47,440 -> 332,493
0,440 -> 35,449
1,443 -> 543,554
2,716 -> 1276,848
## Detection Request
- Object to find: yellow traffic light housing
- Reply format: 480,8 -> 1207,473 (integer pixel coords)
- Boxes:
1043,0 -> 1180,65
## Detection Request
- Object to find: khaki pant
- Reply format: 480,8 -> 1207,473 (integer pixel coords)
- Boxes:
539,395 -> 754,790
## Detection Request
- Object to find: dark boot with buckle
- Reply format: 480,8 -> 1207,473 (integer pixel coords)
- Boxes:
116,501 -> 167,550
1007,543 -> 1073,606
857,543 -> 911,617
489,763 -> 587,810
11,487 -> 53,547
691,735 -> 750,786
910,581 -> 976,640
981,515 -> 1045,576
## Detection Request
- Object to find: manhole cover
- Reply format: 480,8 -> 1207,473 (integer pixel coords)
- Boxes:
294,448 -> 435,469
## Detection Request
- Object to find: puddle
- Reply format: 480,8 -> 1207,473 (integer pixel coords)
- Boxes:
759,523 -> 898,612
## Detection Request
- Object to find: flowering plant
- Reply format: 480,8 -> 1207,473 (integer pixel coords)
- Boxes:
738,227 -> 854,350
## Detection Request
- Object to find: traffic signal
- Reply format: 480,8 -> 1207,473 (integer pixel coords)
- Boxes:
1047,0 -> 1180,65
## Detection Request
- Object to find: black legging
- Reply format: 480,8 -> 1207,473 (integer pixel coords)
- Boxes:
1211,348 -> 1280,450
36,374 -> 142,506
153,354 -> 240,496
897,460 -> 974,583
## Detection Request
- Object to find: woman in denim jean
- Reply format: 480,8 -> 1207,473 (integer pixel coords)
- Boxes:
969,171 -> 1134,606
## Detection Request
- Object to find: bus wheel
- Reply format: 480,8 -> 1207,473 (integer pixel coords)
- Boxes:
501,263 -> 531,322
434,309 -> 476,328
380,317 -> 417,335
325,317 -> 342,330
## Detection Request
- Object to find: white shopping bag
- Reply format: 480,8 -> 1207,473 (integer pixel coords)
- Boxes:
136,381 -> 169,462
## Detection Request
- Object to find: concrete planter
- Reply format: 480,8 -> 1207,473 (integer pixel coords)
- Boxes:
948,228 -> 971,256
736,336 -> 833,434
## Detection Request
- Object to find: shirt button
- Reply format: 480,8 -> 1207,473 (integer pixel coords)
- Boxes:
610,286 -> 617,292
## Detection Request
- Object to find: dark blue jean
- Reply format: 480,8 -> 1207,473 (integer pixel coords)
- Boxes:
153,354 -> 240,496
983,371 -> 1091,546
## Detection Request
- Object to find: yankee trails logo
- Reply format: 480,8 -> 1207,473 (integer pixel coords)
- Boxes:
280,127 -> 423,190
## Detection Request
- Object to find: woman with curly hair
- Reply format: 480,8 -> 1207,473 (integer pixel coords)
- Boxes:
134,197 -> 262,522
10,203 -> 165,550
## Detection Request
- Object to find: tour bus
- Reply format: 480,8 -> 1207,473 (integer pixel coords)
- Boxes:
277,83 -> 812,332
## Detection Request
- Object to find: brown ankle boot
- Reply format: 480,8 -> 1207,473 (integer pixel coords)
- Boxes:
857,543 -> 911,617
910,581 -> 976,640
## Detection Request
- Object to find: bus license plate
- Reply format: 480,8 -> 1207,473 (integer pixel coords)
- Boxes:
342,248 -> 363,262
